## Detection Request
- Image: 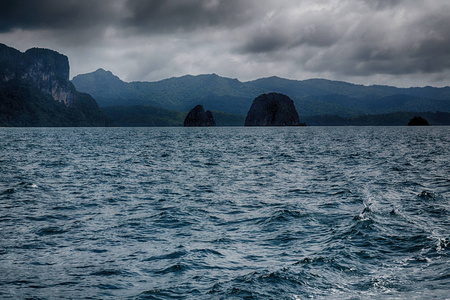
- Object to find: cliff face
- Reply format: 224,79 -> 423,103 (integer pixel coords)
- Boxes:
22,48 -> 74,107
184,105 -> 216,127
244,93 -> 303,126
1,44 -> 75,106
0,43 -> 112,126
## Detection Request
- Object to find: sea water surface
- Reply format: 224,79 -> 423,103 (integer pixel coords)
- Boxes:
0,127 -> 449,299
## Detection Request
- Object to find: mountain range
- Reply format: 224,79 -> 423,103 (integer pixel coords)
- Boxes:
72,68 -> 450,120
1,42 -> 449,127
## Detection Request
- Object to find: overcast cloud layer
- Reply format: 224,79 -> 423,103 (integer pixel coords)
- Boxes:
1,0 -> 449,87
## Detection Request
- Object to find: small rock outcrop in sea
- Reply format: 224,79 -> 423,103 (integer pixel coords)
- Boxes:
408,116 -> 430,126
184,105 -> 216,127
244,93 -> 305,126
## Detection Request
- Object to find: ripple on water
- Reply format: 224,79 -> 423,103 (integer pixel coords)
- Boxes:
0,126 -> 448,299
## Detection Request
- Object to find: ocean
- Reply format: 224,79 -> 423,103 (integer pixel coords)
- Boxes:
0,127 -> 449,299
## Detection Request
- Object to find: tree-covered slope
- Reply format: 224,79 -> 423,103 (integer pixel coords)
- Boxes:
248,77 -> 450,116
0,43 -> 112,127
73,69 -> 450,117
102,105 -> 246,127
0,80 -> 111,126
72,70 -> 265,114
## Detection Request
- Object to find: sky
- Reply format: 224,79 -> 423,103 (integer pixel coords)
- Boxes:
1,0 -> 450,87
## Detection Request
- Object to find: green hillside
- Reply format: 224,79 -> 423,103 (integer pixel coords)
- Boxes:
73,69 -> 450,118
0,80 -> 112,127
72,70 -> 265,114
0,44 -> 112,127
102,105 -> 246,127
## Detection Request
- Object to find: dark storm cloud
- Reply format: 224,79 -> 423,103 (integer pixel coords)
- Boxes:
0,0 -> 116,32
0,0 -> 258,34
343,4 -> 450,76
239,16 -> 343,54
0,0 -> 257,38
237,0 -> 450,78
122,0 -> 257,33
363,0 -> 403,10
0,0 -> 449,86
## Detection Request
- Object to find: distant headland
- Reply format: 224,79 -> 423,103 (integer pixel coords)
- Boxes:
0,44 -> 112,127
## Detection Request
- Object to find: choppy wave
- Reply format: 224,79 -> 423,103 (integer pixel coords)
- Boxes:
0,127 -> 449,299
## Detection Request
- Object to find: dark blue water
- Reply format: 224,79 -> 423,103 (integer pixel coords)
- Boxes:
0,127 -> 449,299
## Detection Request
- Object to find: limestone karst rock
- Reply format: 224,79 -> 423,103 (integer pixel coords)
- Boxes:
244,93 -> 304,126
0,43 -> 112,126
184,105 -> 216,126
408,116 -> 430,126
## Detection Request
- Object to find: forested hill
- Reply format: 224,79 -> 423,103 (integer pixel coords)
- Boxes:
72,69 -> 450,117
0,44 -> 112,127
72,69 -> 264,115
